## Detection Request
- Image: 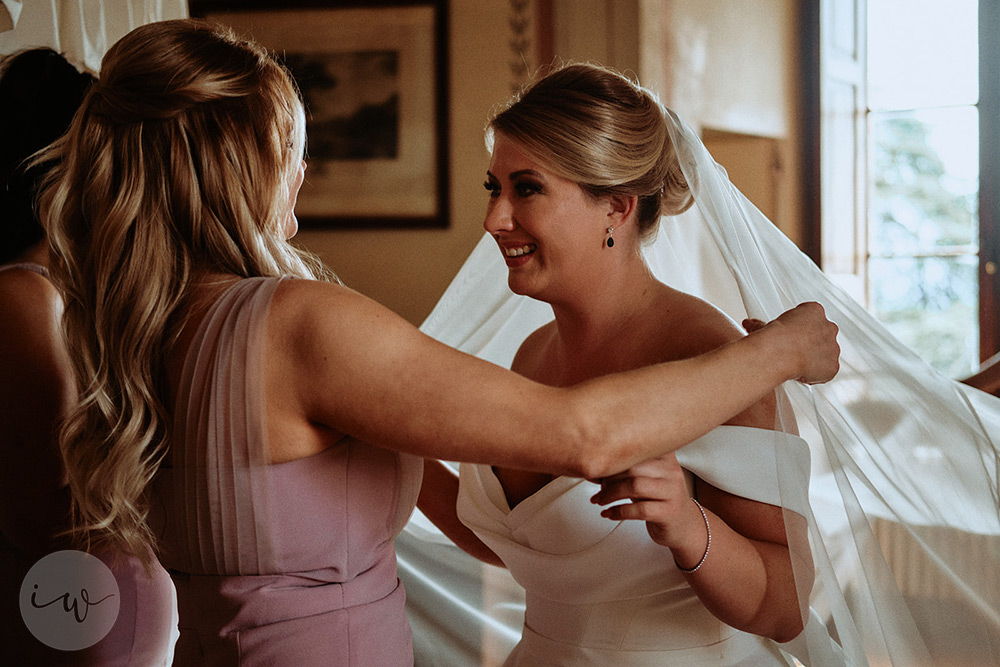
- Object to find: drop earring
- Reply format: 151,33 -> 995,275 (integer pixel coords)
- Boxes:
605,226 -> 615,248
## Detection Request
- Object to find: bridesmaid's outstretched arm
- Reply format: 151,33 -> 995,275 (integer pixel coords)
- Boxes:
273,279 -> 838,477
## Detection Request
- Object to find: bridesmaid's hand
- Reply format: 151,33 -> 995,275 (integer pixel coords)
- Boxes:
752,302 -> 840,385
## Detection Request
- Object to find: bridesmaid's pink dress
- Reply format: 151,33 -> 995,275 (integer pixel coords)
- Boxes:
150,277 -> 423,666
0,262 -> 177,665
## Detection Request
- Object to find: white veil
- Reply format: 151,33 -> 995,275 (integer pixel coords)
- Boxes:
398,108 -> 1000,666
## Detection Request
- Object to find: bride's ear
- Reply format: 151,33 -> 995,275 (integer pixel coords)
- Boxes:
607,194 -> 638,227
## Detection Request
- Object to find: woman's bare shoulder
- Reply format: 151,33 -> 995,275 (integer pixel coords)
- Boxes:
510,320 -> 556,376
0,268 -> 71,400
655,286 -> 745,358
0,268 -> 62,338
0,265 -> 59,302
655,287 -> 780,430
270,278 -> 389,329
267,276 -> 418,369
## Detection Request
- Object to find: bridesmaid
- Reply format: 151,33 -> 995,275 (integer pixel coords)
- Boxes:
0,48 -> 176,665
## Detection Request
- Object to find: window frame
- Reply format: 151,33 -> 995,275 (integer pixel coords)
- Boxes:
802,0 -> 1000,364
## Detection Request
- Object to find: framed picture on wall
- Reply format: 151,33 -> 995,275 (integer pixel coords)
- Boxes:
190,0 -> 449,228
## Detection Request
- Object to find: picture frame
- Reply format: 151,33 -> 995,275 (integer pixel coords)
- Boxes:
190,0 -> 449,228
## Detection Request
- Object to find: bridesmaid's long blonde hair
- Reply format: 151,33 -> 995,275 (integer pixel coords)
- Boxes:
38,18 -> 333,559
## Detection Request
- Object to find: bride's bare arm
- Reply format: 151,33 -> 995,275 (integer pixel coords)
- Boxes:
417,461 -> 504,566
589,306 -> 812,643
273,280 -> 837,478
594,456 -> 808,643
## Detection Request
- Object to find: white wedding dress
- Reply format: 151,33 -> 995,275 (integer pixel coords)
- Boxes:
458,427 -> 827,666
397,109 -> 1000,666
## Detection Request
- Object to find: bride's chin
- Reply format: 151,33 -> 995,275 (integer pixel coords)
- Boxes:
506,277 -> 535,298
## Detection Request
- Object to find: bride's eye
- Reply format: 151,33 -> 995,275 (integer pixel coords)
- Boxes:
515,181 -> 542,197
483,180 -> 500,198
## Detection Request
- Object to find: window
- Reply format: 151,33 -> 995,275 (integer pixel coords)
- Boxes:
867,0 -> 979,377
809,0 -> 998,378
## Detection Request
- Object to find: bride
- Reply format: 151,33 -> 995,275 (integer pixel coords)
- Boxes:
406,62 -> 1000,666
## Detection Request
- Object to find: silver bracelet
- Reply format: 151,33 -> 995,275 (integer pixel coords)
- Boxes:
675,497 -> 711,573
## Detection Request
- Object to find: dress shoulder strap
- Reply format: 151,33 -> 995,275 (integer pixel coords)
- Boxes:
0,262 -> 49,278
168,276 -> 286,573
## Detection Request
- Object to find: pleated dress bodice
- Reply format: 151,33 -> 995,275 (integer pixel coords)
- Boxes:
150,277 -> 423,666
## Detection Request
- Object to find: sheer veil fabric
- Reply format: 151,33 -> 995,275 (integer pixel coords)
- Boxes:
398,109 -> 1000,666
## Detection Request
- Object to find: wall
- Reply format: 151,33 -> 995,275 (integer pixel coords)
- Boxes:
275,0 -> 812,325
2,0 -> 804,325
294,1 -> 519,325
552,0 -> 805,246
0,0 -> 188,71
662,0 -> 804,247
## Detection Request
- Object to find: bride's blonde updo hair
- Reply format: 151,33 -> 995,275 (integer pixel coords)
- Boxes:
487,62 -> 692,242
38,18 -> 332,560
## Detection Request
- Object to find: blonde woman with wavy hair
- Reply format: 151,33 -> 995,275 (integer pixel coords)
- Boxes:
42,18 -> 325,567
39,20 -> 838,666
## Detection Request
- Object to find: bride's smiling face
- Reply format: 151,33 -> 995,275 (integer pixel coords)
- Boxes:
483,135 -> 613,302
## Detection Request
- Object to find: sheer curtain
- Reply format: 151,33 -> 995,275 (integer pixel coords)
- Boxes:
0,0 -> 187,68
402,108 -> 1000,665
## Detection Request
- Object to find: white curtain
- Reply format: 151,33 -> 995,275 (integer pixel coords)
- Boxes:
0,0 -> 187,70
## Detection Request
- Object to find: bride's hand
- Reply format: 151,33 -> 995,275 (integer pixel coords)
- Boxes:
590,453 -> 706,553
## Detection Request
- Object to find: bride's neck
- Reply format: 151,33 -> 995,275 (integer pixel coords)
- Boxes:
550,263 -> 661,356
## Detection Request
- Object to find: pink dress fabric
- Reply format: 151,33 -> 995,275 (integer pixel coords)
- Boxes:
149,276 -> 423,666
0,262 -> 177,666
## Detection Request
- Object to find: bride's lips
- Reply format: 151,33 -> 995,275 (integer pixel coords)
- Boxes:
500,243 -> 536,267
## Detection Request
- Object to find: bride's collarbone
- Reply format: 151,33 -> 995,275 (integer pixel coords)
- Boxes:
529,338 -> 681,386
